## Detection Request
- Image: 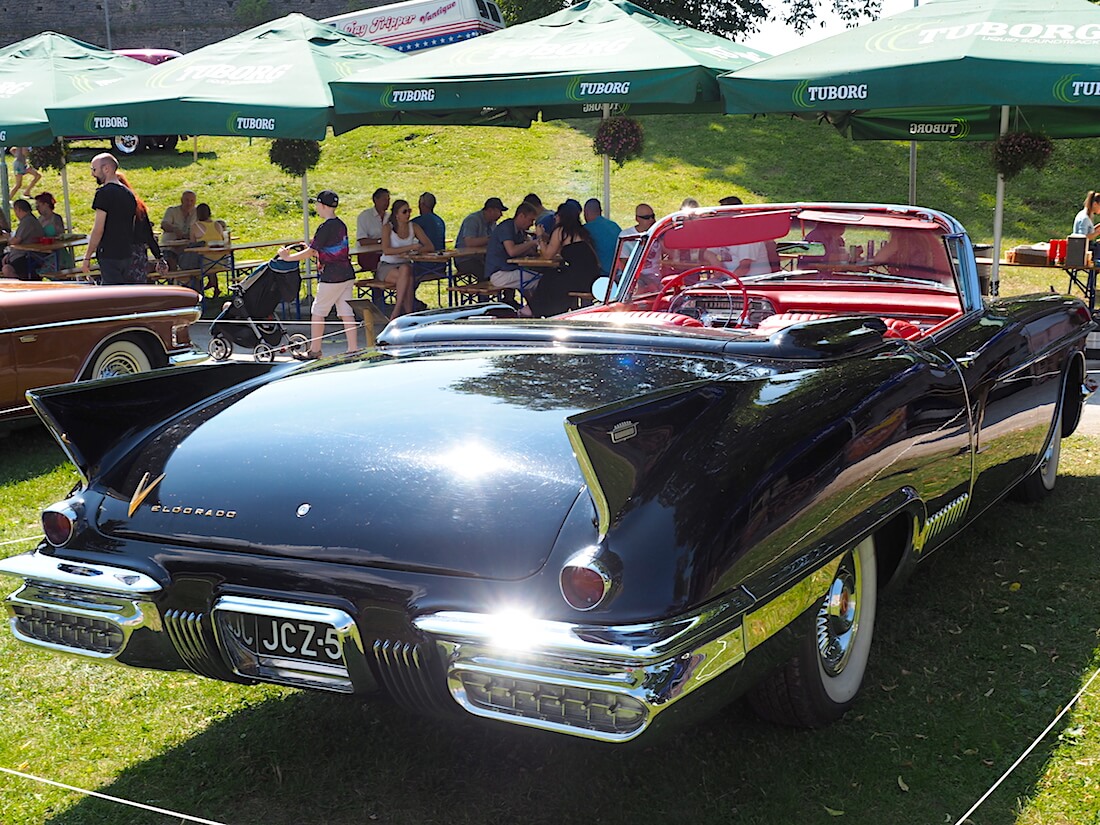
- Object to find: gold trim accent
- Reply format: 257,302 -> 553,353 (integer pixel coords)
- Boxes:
128,472 -> 165,517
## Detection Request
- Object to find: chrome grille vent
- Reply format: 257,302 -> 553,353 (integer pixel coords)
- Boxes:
690,296 -> 775,326
370,639 -> 456,715
164,609 -> 237,681
11,604 -> 124,654
456,671 -> 647,735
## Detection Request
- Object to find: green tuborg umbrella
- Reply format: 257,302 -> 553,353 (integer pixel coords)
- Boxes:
717,0 -> 1100,292
45,14 -> 411,140
0,32 -> 151,147
832,104 -> 1100,141
331,0 -> 769,124
718,0 -> 1100,116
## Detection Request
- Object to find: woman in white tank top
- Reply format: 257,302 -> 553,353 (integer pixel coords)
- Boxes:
378,198 -> 435,318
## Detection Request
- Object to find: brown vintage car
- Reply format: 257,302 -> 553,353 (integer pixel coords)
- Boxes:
0,280 -> 205,429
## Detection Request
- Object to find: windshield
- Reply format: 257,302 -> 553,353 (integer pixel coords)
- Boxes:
619,207 -> 960,302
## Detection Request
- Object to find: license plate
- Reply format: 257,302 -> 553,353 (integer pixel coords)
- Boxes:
220,611 -> 343,664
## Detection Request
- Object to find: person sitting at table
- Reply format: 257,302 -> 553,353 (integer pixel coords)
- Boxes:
412,191 -> 446,278
525,193 -> 556,235
1,199 -> 45,281
528,201 -> 599,317
356,187 -> 390,273
185,203 -> 228,295
1072,191 -> 1100,261
34,192 -> 64,238
800,220 -> 848,269
485,201 -> 541,311
159,189 -> 197,269
454,197 -> 505,281
583,198 -> 622,278
871,227 -> 951,284
378,198 -> 435,319
117,171 -> 168,284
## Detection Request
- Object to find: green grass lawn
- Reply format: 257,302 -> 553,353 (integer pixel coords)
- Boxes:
2,117 -> 1099,824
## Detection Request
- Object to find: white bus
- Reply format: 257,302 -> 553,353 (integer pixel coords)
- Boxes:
324,0 -> 505,52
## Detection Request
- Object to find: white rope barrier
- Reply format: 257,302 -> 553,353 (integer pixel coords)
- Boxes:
0,535 -> 40,547
0,766 -> 235,825
953,665 -> 1100,825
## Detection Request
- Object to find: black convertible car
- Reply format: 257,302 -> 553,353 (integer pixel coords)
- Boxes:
1,203 -> 1094,743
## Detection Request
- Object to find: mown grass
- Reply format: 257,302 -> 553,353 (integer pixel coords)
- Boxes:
2,117 -> 1098,824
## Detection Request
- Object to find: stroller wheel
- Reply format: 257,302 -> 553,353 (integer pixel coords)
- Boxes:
208,335 -> 233,361
253,342 -> 275,363
287,333 -> 310,357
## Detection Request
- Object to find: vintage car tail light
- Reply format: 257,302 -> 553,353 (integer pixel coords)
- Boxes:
560,547 -> 615,611
42,503 -> 79,547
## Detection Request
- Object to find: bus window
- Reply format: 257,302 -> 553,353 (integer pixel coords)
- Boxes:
487,1 -> 501,22
475,0 -> 489,19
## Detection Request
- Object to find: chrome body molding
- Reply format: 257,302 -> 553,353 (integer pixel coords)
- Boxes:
1,306 -> 201,337
168,348 -> 210,368
742,557 -> 841,652
415,560 -> 839,742
0,550 -> 162,594
0,551 -> 162,660
915,492 -> 971,552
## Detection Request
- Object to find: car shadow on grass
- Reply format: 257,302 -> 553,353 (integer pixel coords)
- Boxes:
42,456 -> 1100,825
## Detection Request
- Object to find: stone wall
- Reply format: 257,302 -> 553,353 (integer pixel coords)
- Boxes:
1,0 -> 388,52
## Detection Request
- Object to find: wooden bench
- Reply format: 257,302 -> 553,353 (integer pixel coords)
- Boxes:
38,266 -> 97,281
448,281 -> 509,304
149,268 -> 203,286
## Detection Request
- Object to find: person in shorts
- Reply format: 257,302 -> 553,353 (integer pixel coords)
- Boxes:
278,190 -> 357,359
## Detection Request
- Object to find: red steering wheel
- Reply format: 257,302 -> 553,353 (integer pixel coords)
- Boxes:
656,265 -> 750,327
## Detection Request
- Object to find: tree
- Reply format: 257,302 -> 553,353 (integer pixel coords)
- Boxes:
496,0 -> 881,39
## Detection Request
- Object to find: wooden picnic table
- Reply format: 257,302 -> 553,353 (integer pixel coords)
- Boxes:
9,233 -> 88,255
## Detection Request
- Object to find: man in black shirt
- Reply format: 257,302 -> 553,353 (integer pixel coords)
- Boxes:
82,153 -> 136,284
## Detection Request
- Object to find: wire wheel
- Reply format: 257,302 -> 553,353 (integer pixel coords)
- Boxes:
88,339 -> 151,379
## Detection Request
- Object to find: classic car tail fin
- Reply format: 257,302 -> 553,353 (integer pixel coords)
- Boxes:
28,362 -> 279,479
565,381 -> 731,540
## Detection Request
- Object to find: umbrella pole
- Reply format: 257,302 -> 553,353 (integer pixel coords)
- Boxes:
0,153 -> 9,225
908,141 -> 917,205
991,105 -> 1009,297
60,140 -> 72,232
301,171 -> 313,287
193,135 -> 198,163
602,103 -> 611,215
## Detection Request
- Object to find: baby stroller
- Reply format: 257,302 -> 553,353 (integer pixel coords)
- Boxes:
207,255 -> 307,362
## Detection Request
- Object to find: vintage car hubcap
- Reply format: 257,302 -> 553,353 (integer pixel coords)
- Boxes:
817,552 -> 861,677
97,350 -> 146,378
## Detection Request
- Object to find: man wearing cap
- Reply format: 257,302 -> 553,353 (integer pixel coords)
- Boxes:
278,190 -> 357,359
454,197 -> 505,281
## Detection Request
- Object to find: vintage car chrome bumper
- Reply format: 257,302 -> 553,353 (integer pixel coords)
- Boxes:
1,549 -> 840,742
168,347 -> 209,368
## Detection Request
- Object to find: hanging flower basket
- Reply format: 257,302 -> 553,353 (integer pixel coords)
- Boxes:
29,140 -> 68,172
268,138 -> 322,177
991,131 -> 1054,179
593,116 -> 644,167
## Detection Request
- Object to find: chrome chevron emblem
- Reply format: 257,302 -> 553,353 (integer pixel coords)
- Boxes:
128,472 -> 165,517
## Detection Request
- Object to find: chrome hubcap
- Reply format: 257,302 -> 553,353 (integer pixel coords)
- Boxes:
817,553 -> 861,676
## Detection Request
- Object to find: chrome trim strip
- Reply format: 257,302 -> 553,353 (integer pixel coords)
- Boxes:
916,492 -> 971,551
415,558 -> 840,742
0,551 -> 162,594
0,305 -> 201,337
743,556 -> 841,651
168,349 -> 210,368
563,421 -> 611,539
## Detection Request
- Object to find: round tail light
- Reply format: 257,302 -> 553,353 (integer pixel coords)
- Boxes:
42,505 -> 77,547
560,548 -> 615,611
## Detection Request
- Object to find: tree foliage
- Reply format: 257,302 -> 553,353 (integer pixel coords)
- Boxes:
496,0 -> 880,39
